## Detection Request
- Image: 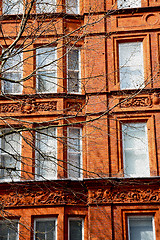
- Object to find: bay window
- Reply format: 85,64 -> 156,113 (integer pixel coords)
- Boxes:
34,218 -> 57,240
119,42 -> 144,90
35,127 -> 57,179
128,216 -> 155,240
122,122 -> 150,177
67,49 -> 81,93
0,129 -> 21,181
2,51 -> 23,94
36,47 -> 57,93
67,128 -> 82,179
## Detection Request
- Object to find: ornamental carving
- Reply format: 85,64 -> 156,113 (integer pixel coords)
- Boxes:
36,101 -> 57,111
66,102 -> 83,112
88,188 -> 160,204
0,100 -> 57,114
119,96 -> 152,108
0,189 -> 87,207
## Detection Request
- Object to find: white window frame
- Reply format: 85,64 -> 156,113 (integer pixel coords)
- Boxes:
36,47 -> 57,94
34,218 -> 57,240
0,129 -> 21,181
128,216 -> 156,240
35,127 -> 57,180
67,48 -> 81,94
2,51 -> 23,94
119,41 -> 144,90
66,0 -> 79,14
67,127 -> 82,179
36,0 -> 57,13
2,0 -> 23,15
117,0 -> 141,9
122,122 -> 150,178
0,220 -> 19,240
68,218 -> 84,240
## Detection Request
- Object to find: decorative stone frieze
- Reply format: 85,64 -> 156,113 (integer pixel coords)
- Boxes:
119,96 -> 152,108
0,99 -> 57,114
88,188 -> 160,204
0,189 -> 87,207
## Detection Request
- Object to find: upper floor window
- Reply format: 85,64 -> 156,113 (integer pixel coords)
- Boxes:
36,47 -> 57,93
66,0 -> 79,14
2,51 -> 23,94
0,129 -> 21,181
122,123 -> 150,177
119,42 -> 144,90
35,127 -> 57,180
117,0 -> 141,9
34,218 -> 57,240
68,218 -> 84,240
67,49 -> 81,93
67,128 -> 82,179
36,0 -> 56,13
3,0 -> 23,14
0,220 -> 19,240
128,216 -> 155,240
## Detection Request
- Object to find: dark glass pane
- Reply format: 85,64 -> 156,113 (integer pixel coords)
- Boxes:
69,220 -> 82,240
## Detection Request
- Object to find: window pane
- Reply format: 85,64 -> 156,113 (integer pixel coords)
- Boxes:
68,50 -> 79,70
0,130 -> 21,180
68,71 -> 80,93
69,219 -> 83,240
35,128 -> 57,179
2,51 -> 23,94
68,128 -> 82,179
117,0 -> 141,9
119,42 -> 144,90
67,49 -> 80,93
68,153 -> 81,179
36,0 -> 56,13
37,71 -> 56,93
3,0 -> 23,14
35,220 -> 56,240
129,217 -> 154,240
122,123 -> 150,177
0,221 -> 18,240
36,47 -> 57,93
66,0 -> 79,14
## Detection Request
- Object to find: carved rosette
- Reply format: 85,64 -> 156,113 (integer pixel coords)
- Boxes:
21,99 -> 36,113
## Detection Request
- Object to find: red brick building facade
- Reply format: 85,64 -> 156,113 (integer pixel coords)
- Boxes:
0,0 -> 160,239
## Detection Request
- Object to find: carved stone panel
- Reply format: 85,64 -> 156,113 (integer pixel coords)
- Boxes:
88,188 -> 160,204
0,99 -> 57,114
0,189 -> 87,208
119,96 -> 152,108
